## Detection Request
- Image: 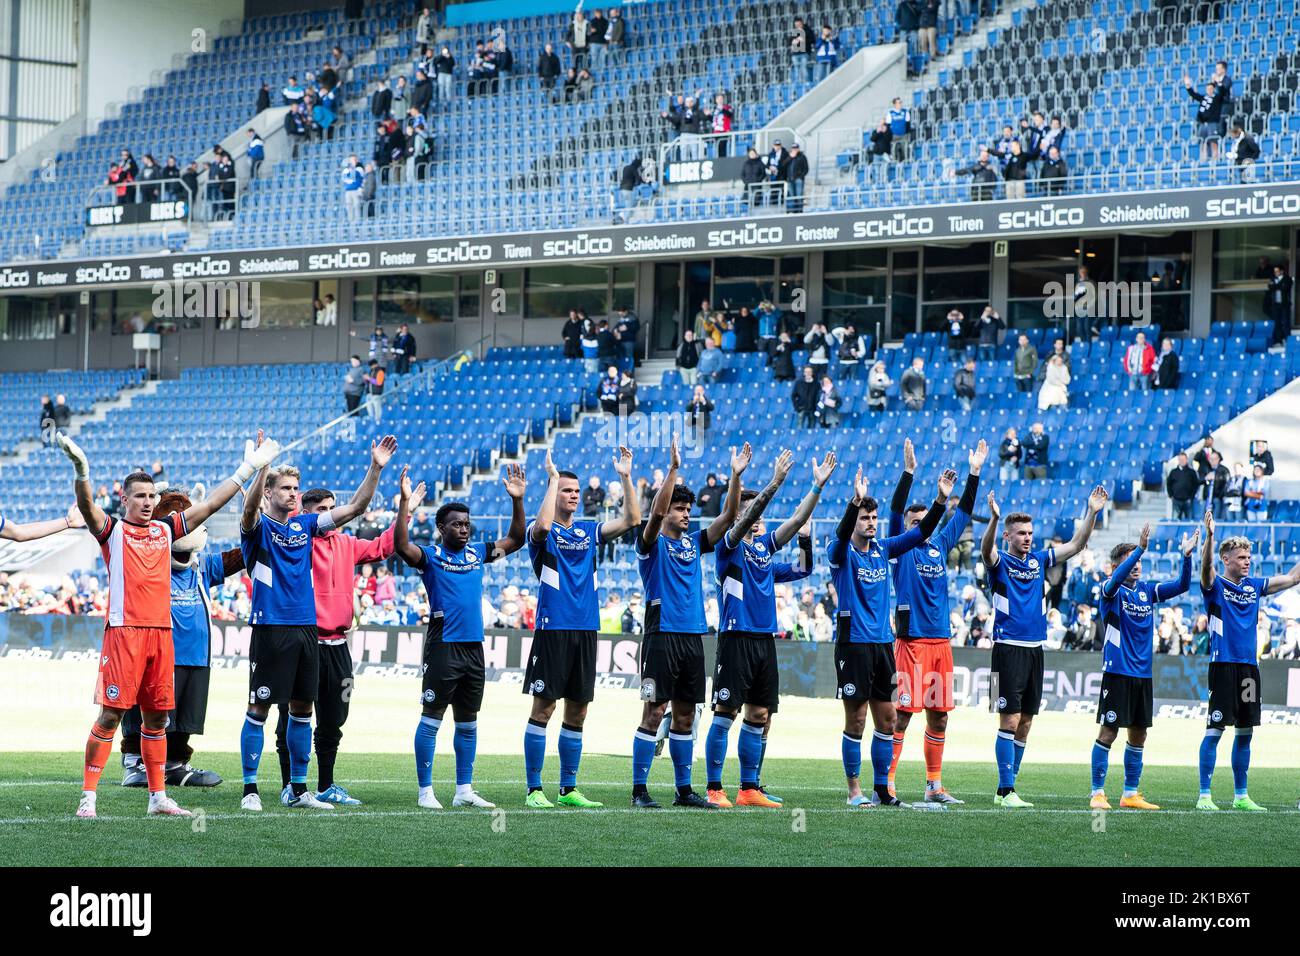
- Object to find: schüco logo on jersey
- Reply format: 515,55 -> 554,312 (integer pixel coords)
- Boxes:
306,247 -> 371,271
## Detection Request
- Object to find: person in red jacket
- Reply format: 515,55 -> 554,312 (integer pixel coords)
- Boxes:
273,480 -> 426,805
1122,331 -> 1156,391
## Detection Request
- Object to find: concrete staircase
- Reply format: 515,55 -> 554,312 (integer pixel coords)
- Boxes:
3,378 -> 160,469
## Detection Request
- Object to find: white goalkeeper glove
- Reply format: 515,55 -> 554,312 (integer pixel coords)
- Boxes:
232,436 -> 282,485
55,432 -> 90,482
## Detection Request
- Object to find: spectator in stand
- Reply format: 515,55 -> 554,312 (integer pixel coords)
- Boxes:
917,0 -> 939,58
900,355 -> 927,410
284,103 -> 310,158
954,358 -> 976,412
686,384 -> 714,432
1266,264 -> 1292,345
945,308 -> 966,361
954,147 -> 998,201
580,318 -> 599,374
369,324 -> 390,368
974,305 -> 1002,360
245,130 -> 265,180
567,8 -> 591,70
755,299 -> 782,345
1039,114 -> 1067,157
595,319 -> 619,369
1243,464 -> 1270,522
614,307 -> 639,370
588,8 -> 609,70
342,154 -> 364,221
391,76 -> 409,116
562,310 -> 584,359
697,473 -> 724,520
742,147 -> 768,205
676,329 -> 700,385
1250,440 -> 1274,476
888,96 -> 911,160
392,324 -> 416,376
996,138 -> 1031,200
1182,74 -> 1226,160
703,93 -> 735,157
416,6 -> 434,46
1153,337 -> 1180,388
1224,461 -> 1247,519
1022,422 -> 1049,480
1166,452 -> 1199,519
1211,59 -> 1234,127
371,79 -> 393,120
998,426 -> 1021,481
732,305 -> 758,353
52,394 -> 71,430
361,161 -> 377,217
136,154 -> 161,203
663,95 -> 705,161
433,46 -> 455,106
364,360 -> 386,422
411,68 -> 433,117
1193,435 -> 1216,484
38,393 -> 54,437
814,25 -> 840,81
160,155 -> 183,200
282,75 -> 305,105
582,476 -> 605,520
538,42 -> 561,90
606,8 -> 627,65
405,110 -> 433,182
1037,353 -> 1070,410
1039,145 -> 1068,195
698,336 -> 724,383
832,324 -> 865,379
1123,331 -> 1156,391
803,321 -> 833,370
1202,450 -> 1229,518
574,67 -> 595,101
866,119 -> 893,164
766,139 -> 791,204
1013,333 -> 1037,391
785,143 -> 809,213
692,300 -> 713,340
598,366 -> 621,415
1225,124 -> 1259,183
255,81 -> 271,114
791,365 -> 819,428
493,36 -> 515,89
558,67 -> 579,103
867,360 -> 892,412
767,331 -> 797,382
815,375 -> 842,427
107,160 -> 132,206
789,17 -> 815,83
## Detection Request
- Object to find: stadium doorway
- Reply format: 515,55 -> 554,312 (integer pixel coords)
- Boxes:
649,261 -> 701,357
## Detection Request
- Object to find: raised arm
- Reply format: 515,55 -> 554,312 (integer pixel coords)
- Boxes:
531,450 -> 560,544
706,442 -> 753,546
1156,528 -> 1199,601
0,503 -> 85,542
393,466 -> 425,567
600,445 -> 640,541
1054,485 -> 1109,563
54,433 -> 106,538
773,451 -> 836,549
886,468 -> 954,558
641,438 -> 680,551
1102,524 -> 1148,599
241,460 -> 270,533
329,435 -> 397,528
728,448 -> 794,548
185,431 -> 282,530
836,466 -> 869,543
887,437 -> 917,537
1200,508 -> 1216,590
981,490 -> 1002,569
493,463 -> 528,560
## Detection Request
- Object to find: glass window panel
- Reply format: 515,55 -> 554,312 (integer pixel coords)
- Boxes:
525,265 -> 608,318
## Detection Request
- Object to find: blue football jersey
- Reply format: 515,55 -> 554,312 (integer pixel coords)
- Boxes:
889,509 -> 970,640
989,547 -> 1056,645
637,528 -> 713,635
829,525 -> 928,643
1201,574 -> 1268,664
170,551 -> 227,667
528,519 -> 602,631
715,530 -> 810,634
241,511 -> 334,626
416,541 -> 490,643
1100,549 -> 1192,678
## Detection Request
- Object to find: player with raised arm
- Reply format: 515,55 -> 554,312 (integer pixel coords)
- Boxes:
1089,522 -> 1198,811
55,429 -> 280,818
631,437 -> 751,809
885,438 -> 987,803
0,503 -> 85,541
981,484 -> 1108,808
831,456 -> 953,807
523,447 -> 640,809
237,435 -> 396,812
396,463 -> 526,809
1196,509 -> 1300,811
704,450 -> 832,809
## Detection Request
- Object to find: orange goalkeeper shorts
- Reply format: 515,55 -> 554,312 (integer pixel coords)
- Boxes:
894,638 -> 954,713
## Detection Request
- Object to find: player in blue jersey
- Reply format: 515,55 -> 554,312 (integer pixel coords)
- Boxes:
523,447 -> 640,809
1196,509 -> 1300,812
1089,522 -> 1198,811
631,436 -> 751,809
830,457 -> 954,807
704,448 -> 833,809
885,438 -> 988,803
395,463 -> 527,809
981,484 -> 1108,808
237,435 -> 397,811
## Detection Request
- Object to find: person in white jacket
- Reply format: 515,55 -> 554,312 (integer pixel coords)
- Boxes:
1037,353 -> 1070,411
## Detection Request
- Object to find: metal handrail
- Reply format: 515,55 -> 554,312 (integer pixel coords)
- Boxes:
84,176 -> 195,219
657,125 -> 798,186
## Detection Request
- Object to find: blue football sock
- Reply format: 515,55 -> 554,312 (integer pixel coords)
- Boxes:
1012,737 -> 1026,779
841,731 -> 863,781
995,730 -> 1016,790
705,714 -> 733,788
1091,739 -> 1111,792
1123,743 -> 1144,793
870,731 -> 893,786
524,719 -> 547,791
557,722 -> 583,790
632,728 -> 656,789
452,721 -> 476,787
1231,728 -> 1252,798
738,720 -> 764,786
240,712 -> 265,785
286,713 -> 312,786
414,715 -> 441,789
1198,729 -> 1222,794
668,732 -> 693,789
758,733 -> 768,781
